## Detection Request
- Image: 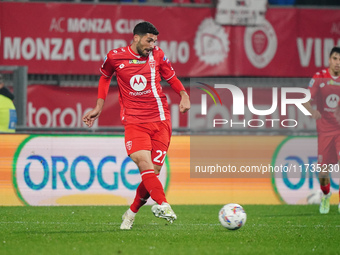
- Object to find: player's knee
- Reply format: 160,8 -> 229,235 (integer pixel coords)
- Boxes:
319,172 -> 330,180
130,151 -> 154,171
154,165 -> 162,174
134,158 -> 153,172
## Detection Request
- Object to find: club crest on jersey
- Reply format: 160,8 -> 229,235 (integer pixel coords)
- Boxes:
130,75 -> 147,91
126,141 -> 132,151
149,59 -> 156,69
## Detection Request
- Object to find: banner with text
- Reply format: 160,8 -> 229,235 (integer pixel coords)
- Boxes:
2,134 -> 339,206
26,84 -> 315,130
26,85 -> 188,128
1,2 -> 340,77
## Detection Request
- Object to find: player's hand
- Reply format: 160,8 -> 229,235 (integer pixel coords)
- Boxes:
311,109 -> 321,120
179,91 -> 190,113
82,99 -> 104,127
82,108 -> 101,127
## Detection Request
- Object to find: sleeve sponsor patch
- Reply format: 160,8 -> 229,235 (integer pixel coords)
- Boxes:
101,56 -> 107,68
163,55 -> 170,64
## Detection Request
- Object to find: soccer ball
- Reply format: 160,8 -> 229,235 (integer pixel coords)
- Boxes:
306,189 -> 323,204
218,203 -> 247,230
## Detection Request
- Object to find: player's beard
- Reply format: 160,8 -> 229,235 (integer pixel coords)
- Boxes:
136,41 -> 151,57
330,65 -> 340,76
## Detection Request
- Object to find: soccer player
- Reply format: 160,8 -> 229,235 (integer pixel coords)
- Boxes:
303,46 -> 340,214
82,21 -> 190,229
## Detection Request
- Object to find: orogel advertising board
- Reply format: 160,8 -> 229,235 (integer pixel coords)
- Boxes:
272,137 -> 340,204
13,135 -> 169,206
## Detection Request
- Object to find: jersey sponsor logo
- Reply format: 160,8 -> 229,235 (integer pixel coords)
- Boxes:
325,94 -> 339,108
327,80 -> 340,86
244,19 -> 277,69
309,79 -> 315,87
130,75 -> 147,91
119,64 -> 125,69
163,55 -> 171,65
101,56 -> 107,68
129,89 -> 152,96
129,59 -> 147,64
194,18 -> 230,65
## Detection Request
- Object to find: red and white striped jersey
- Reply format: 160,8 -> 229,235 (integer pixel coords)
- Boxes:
100,45 -> 175,125
309,68 -> 340,135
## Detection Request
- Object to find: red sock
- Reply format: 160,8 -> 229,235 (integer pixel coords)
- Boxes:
130,181 -> 150,213
320,183 -> 330,195
130,174 -> 161,213
141,170 -> 167,205
130,173 -> 161,213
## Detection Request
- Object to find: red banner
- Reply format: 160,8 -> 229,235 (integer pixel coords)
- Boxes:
27,84 -> 315,130
1,2 -> 340,77
26,85 -> 188,128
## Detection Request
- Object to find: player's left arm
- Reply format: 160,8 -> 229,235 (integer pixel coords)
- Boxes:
158,48 -> 190,113
179,90 -> 190,113
168,76 -> 190,113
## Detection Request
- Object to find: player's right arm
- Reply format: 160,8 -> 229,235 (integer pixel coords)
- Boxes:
82,75 -> 112,127
302,100 -> 321,120
302,73 -> 322,120
83,53 -> 115,127
82,98 -> 105,127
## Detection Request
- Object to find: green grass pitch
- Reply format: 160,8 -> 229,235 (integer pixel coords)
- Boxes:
0,205 -> 339,255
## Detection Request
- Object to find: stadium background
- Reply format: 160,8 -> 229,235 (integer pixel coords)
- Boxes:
1,0 -> 340,207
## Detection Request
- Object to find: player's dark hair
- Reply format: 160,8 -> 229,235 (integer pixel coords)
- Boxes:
330,46 -> 340,57
133,22 -> 159,36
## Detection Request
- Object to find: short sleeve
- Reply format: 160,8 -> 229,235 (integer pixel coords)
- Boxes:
100,53 -> 115,77
308,73 -> 320,100
158,49 -> 176,81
